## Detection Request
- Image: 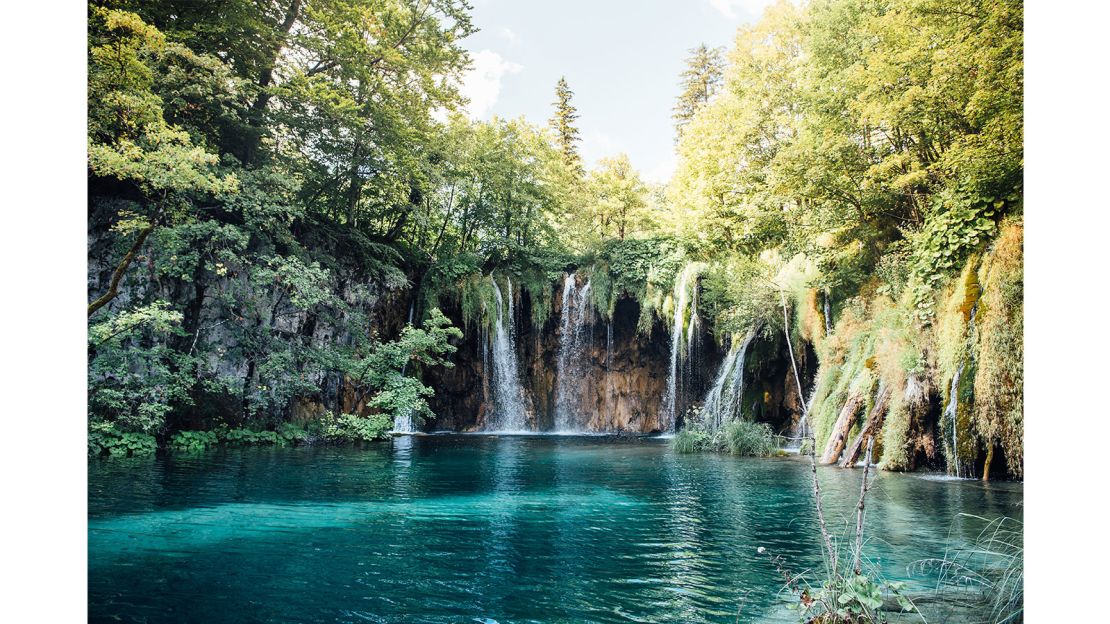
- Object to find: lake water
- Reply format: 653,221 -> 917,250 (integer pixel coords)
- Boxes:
88,435 -> 1022,623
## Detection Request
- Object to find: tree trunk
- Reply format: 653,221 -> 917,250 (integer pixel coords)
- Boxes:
982,445 -> 994,481
840,383 -> 891,468
88,224 -> 156,317
820,388 -> 865,464
249,0 -> 303,119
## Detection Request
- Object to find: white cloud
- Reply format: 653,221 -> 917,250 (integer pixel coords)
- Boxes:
496,26 -> 519,46
459,49 -> 522,119
709,0 -> 777,20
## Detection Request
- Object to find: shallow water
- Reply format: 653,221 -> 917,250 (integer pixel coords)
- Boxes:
88,435 -> 1022,623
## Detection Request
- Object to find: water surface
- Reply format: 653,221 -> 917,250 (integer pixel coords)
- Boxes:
88,435 -> 1022,623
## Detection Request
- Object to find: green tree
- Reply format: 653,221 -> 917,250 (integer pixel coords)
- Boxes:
87,7 -> 238,318
548,76 -> 582,174
588,154 -> 652,241
672,43 -> 725,140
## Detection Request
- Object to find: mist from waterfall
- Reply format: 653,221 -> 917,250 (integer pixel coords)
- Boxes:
486,275 -> 530,431
700,331 -> 756,430
554,273 -> 593,431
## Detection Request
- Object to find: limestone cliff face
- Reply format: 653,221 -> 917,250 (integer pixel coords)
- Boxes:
423,280 -> 729,433
524,295 -> 679,433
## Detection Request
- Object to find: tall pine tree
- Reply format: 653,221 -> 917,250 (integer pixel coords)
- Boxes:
672,44 -> 725,140
548,76 -> 582,174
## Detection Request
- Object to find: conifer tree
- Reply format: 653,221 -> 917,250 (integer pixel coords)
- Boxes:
672,44 -> 725,140
548,76 -> 582,174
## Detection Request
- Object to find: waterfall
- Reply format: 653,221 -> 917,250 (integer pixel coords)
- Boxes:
486,275 -> 530,432
606,321 -> 612,369
661,264 -> 702,431
946,298 -> 981,476
392,300 -> 419,433
945,361 -> 965,478
700,331 -> 756,430
555,273 -> 592,431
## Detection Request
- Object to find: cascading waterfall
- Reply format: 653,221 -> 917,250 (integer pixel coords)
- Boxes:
392,301 -> 419,433
946,299 -> 981,477
486,275 -> 530,431
661,263 -> 702,431
945,362 -> 965,477
606,321 -> 612,369
554,273 -> 592,431
700,331 -> 756,430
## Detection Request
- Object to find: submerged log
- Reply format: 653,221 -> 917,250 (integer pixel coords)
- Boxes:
820,388 -> 866,464
840,383 -> 892,468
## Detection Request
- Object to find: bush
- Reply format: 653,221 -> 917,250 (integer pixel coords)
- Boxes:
720,419 -> 776,457
672,418 -> 777,457
318,412 -> 393,443
168,430 -> 219,452
673,428 -> 713,453
219,427 -> 282,446
88,420 -> 157,457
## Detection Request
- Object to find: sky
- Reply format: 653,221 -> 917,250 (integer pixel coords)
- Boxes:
455,0 -> 777,183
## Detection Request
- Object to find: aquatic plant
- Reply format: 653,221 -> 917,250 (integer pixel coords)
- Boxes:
672,428 -> 713,453
913,515 -> 1024,623
720,420 -> 776,457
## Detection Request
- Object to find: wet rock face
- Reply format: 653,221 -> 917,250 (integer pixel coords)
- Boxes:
526,295 -> 676,433
424,286 -> 724,433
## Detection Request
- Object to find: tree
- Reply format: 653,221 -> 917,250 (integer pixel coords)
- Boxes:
548,76 -> 582,174
672,43 -> 725,140
588,154 -> 652,241
87,8 -> 238,318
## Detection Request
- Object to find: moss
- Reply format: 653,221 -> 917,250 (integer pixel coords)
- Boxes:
934,253 -> 983,379
972,220 -> 1024,477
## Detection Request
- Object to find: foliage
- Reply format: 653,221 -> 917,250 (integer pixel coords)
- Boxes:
549,77 -> 583,173
318,412 -> 394,443
88,420 -> 157,457
972,222 -> 1024,477
673,428 -> 714,454
672,411 -> 776,458
673,43 -> 725,140
582,154 -> 654,243
584,236 -> 686,327
88,301 -> 196,435
719,419 -> 777,457
337,308 -> 462,426
168,430 -> 219,452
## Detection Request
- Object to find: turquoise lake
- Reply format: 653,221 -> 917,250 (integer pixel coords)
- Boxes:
88,435 -> 1022,623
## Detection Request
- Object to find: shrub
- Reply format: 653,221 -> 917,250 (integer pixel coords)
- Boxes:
88,420 -> 157,457
219,427 -> 282,446
720,419 -> 776,457
168,430 -> 218,452
672,418 -> 777,457
673,428 -> 713,453
318,412 -> 393,443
